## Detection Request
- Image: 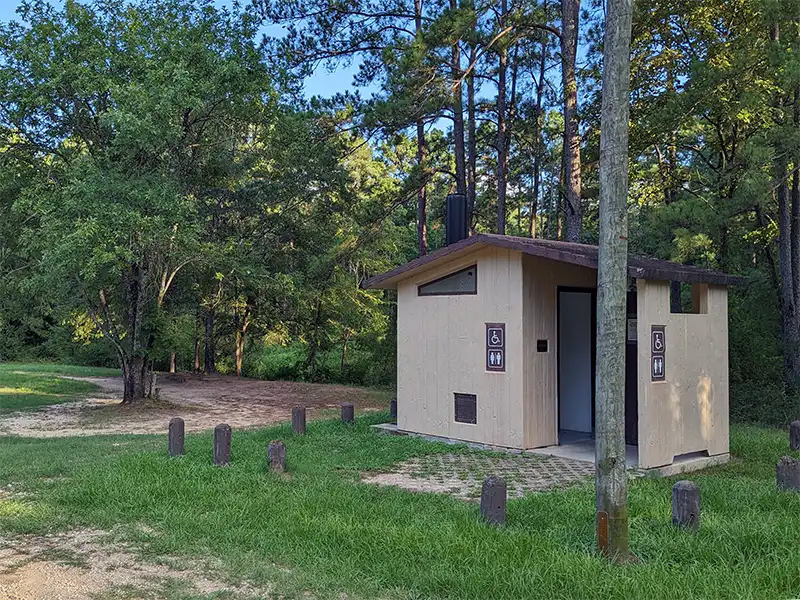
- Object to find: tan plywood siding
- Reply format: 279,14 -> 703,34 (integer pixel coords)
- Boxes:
521,255 -> 597,448
397,246 -> 525,447
636,279 -> 730,469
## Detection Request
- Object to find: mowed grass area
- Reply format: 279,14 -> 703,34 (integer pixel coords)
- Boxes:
2,408 -> 800,599
0,362 -> 118,414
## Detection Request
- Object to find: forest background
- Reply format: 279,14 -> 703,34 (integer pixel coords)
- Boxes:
0,0 -> 796,420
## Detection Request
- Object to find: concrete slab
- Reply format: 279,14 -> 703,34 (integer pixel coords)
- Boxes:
526,440 -> 639,469
371,424 -> 729,477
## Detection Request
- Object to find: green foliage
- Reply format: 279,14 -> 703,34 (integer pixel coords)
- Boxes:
244,339 -> 394,386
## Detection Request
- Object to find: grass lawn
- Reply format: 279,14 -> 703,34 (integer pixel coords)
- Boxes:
1,367 -> 800,599
0,362 -> 118,414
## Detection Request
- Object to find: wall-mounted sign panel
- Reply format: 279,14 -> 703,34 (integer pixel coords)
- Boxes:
627,318 -> 638,343
486,323 -> 506,372
651,325 -> 666,381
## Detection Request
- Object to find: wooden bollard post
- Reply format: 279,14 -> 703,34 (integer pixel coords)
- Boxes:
480,476 -> 507,526
268,440 -> 287,473
342,402 -> 355,424
292,406 -> 306,435
790,421 -> 800,451
213,423 -> 231,466
777,456 -> 800,491
168,417 -> 184,458
390,399 -> 397,421
672,480 -> 700,530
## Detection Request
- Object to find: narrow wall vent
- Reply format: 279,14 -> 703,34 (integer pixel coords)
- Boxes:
454,393 -> 477,424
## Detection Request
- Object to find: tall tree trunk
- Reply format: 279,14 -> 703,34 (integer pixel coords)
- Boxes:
530,33 -> 547,238
170,351 -> 176,373
234,308 -> 250,377
467,44 -> 478,230
451,0 -> 467,195
595,0 -> 632,562
777,159 -> 800,387
194,337 -> 201,372
121,263 -> 151,404
792,86 -> 800,331
755,203 -> 780,291
496,0 -> 509,234
340,329 -> 351,374
772,24 -> 800,389
203,308 -> 216,374
307,298 -> 323,380
415,0 -> 428,256
561,0 -> 582,241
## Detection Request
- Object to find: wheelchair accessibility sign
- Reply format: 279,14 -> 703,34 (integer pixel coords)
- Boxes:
486,323 -> 506,372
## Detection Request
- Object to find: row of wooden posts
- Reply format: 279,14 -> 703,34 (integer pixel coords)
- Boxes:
477,476 -> 703,529
166,402 -> 364,470
164,407 -> 800,531
480,420 -> 800,529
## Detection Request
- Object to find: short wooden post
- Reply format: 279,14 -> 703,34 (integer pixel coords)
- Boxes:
168,417 -> 184,458
671,480 -> 700,530
213,423 -> 231,466
292,406 -> 306,435
480,476 -> 507,526
268,440 -> 287,473
342,402 -> 355,424
777,456 -> 800,491
790,421 -> 800,451
390,398 -> 397,421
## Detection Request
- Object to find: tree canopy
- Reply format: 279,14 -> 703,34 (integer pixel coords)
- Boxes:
0,0 -> 797,420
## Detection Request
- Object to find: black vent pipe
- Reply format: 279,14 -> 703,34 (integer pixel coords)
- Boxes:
445,193 -> 468,246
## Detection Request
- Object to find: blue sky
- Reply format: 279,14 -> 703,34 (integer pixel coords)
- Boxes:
0,0 -> 359,99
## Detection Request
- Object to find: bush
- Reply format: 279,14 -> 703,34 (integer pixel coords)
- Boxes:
242,339 -> 394,388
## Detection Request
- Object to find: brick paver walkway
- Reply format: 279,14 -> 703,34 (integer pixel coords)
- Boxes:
363,452 -> 594,500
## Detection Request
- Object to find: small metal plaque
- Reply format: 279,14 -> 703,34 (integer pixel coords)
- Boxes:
627,318 -> 637,343
651,325 -> 666,381
454,393 -> 477,424
486,323 -> 506,372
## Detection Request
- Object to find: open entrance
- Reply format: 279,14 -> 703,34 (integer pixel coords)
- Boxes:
557,288 -> 639,448
557,288 -> 595,439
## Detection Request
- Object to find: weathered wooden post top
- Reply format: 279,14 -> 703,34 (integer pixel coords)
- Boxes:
362,194 -> 742,476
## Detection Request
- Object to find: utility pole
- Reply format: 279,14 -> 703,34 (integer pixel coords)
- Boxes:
595,0 -> 633,562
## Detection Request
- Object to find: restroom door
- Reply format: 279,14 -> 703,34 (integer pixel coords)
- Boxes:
624,290 -> 639,445
557,288 -> 595,434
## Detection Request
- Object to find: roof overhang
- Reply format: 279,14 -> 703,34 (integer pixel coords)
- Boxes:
362,234 -> 745,290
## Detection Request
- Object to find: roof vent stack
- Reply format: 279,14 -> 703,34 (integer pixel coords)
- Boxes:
445,193 -> 468,246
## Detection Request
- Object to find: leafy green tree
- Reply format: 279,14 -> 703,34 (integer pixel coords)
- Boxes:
0,0 -> 271,402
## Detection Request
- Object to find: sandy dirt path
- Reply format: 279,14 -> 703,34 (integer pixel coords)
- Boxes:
0,373 -> 392,438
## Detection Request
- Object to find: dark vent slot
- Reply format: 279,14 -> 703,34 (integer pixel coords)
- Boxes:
454,393 -> 477,424
537,340 -> 548,352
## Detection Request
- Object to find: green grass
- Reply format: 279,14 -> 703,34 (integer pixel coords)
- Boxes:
2,414 -> 800,599
0,362 -> 117,414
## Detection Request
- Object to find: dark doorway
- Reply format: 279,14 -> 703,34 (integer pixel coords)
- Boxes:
557,287 -> 596,439
624,290 -> 639,445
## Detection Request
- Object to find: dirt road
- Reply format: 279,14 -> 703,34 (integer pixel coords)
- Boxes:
0,372 -> 392,438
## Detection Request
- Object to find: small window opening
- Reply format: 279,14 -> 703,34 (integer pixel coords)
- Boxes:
418,265 -> 477,296
669,282 -> 709,314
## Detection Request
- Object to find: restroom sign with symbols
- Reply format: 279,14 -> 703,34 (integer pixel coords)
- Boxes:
486,323 -> 506,372
651,325 -> 666,381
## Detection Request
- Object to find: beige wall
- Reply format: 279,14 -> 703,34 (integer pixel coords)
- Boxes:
396,246 -> 525,447
396,250 -> 730,462
521,255 -> 597,448
636,279 -> 730,469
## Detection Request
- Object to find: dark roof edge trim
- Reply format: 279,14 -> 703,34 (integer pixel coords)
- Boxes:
362,234 -> 745,289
